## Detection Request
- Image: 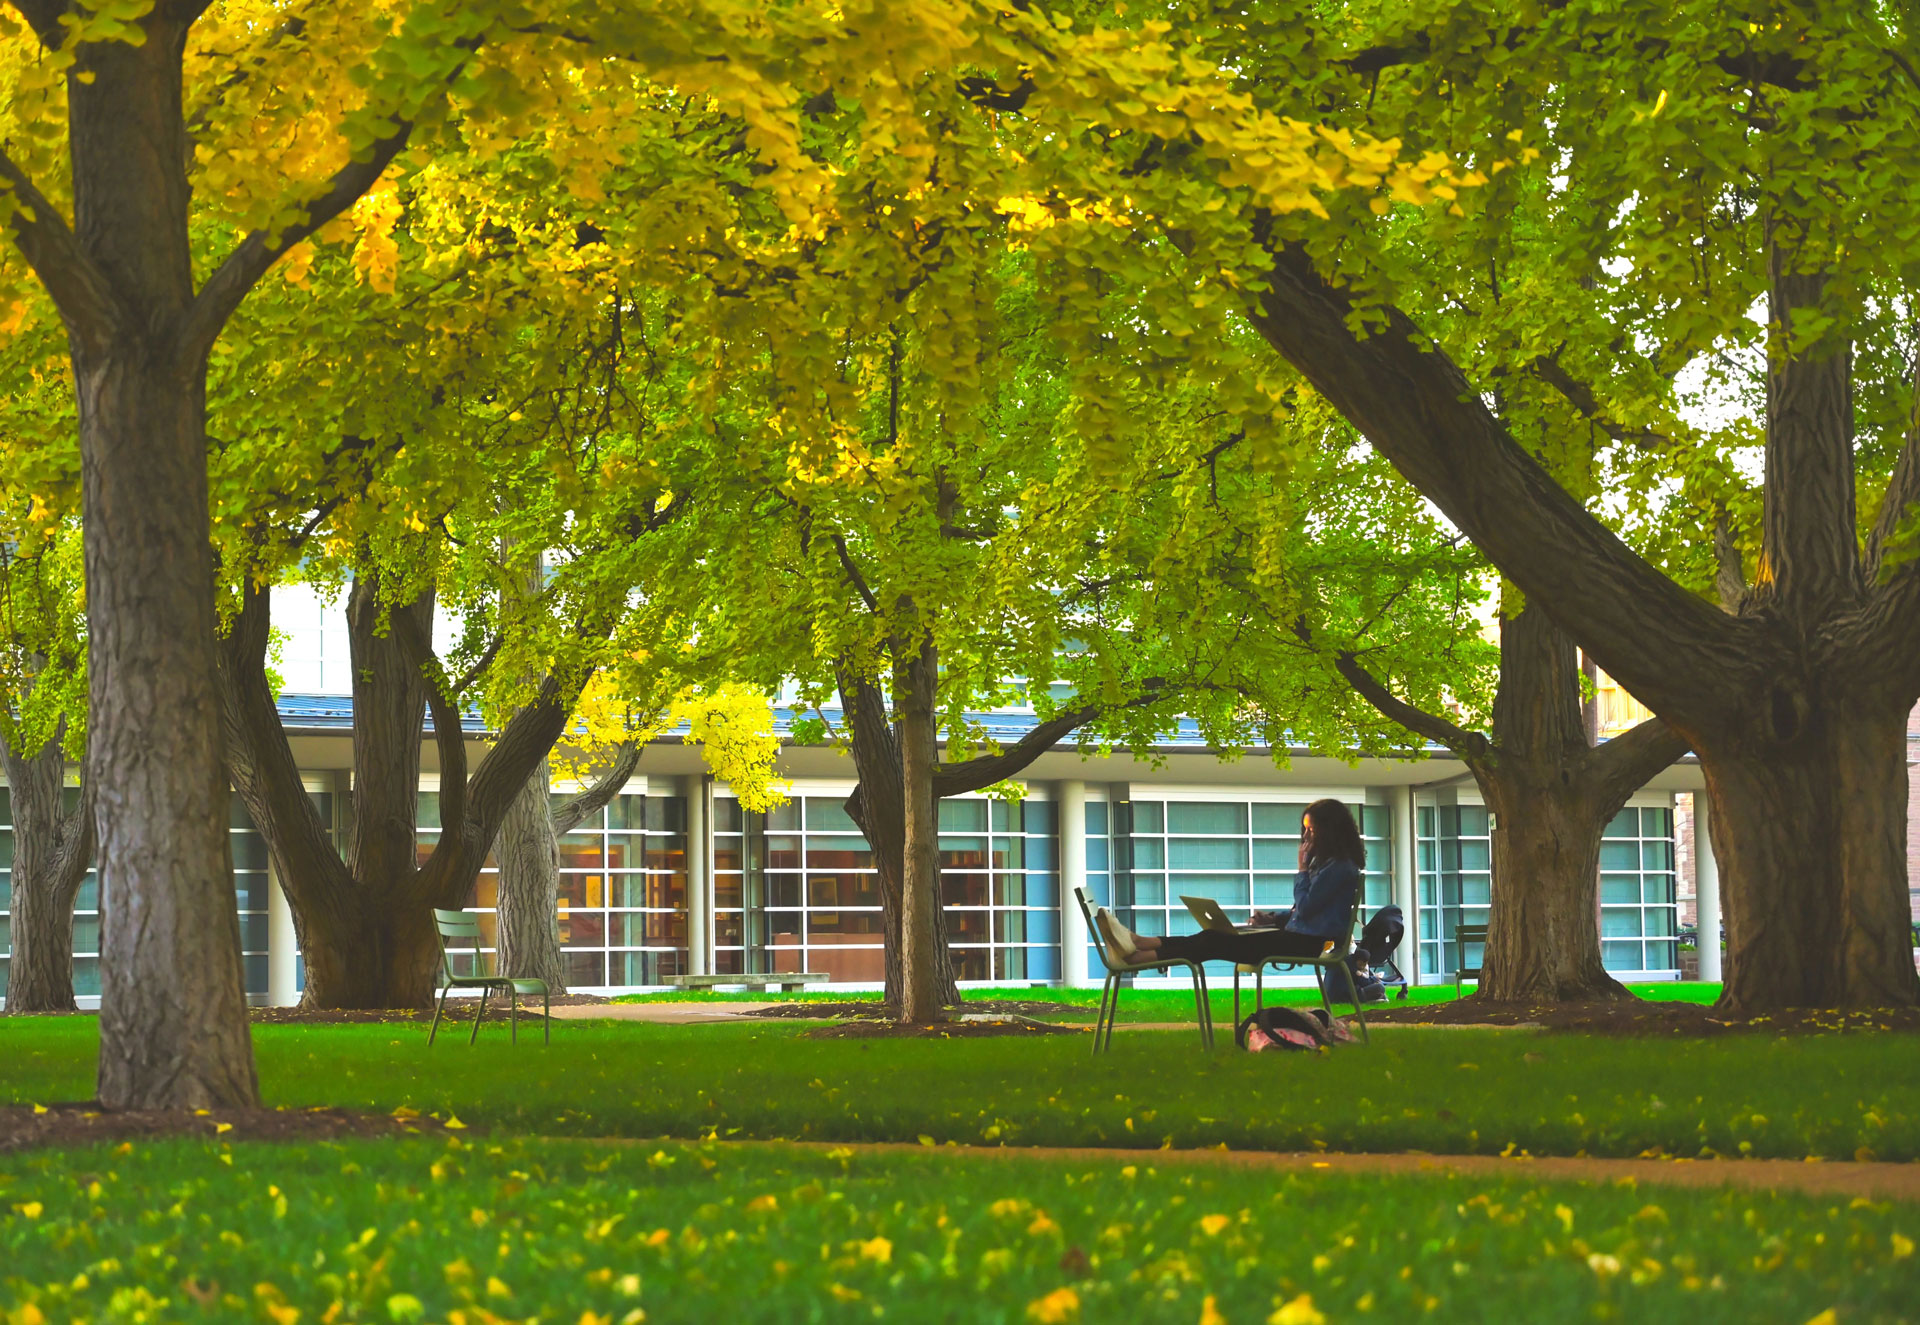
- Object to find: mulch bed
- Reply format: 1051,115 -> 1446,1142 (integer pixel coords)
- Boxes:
802,1016 -> 1087,1039
248,993 -> 609,1026
751,999 -> 1075,1021
1364,998 -> 1920,1036
0,1104 -> 469,1156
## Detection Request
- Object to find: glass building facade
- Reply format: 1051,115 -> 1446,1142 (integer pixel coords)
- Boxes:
1081,796 -> 1392,980
1416,796 -> 1679,979
0,770 -> 1685,1003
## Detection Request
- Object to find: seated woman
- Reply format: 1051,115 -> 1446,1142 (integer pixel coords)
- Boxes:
1098,797 -> 1364,968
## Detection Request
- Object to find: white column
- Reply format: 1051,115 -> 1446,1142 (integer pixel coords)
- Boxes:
266,867 -> 300,1007
1695,794 -> 1722,983
687,774 -> 711,976
1389,785 -> 1419,985
1058,779 -> 1091,988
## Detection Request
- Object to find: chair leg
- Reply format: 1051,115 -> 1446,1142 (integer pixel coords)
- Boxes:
1347,964 -> 1371,1045
429,984 -> 451,1047
1093,975 -> 1114,1057
469,988 -> 489,1045
1256,966 -> 1266,1012
1103,974 -> 1123,1054
543,990 -> 551,1045
1232,968 -> 1241,1032
1196,967 -> 1214,1049
509,988 -> 519,1045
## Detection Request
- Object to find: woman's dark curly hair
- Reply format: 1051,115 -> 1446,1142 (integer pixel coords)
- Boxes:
1299,798 -> 1367,871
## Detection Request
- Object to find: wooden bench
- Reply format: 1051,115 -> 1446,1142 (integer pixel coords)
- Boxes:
661,972 -> 831,993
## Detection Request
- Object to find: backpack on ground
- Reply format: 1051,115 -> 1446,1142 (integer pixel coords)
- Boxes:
1236,1005 -> 1353,1052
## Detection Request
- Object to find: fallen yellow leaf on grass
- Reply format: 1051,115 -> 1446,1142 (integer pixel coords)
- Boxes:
1269,1295 -> 1324,1325
858,1236 -> 892,1264
745,1194 -> 779,1214
1199,1214 -> 1231,1236
1804,1311 -> 1837,1325
1892,1233 -> 1913,1260
1199,1296 -> 1227,1325
1027,1287 -> 1080,1323
444,1115 -> 467,1130
14,1202 -> 43,1218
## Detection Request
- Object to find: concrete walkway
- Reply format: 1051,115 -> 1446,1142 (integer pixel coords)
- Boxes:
628,1137 -> 1920,1202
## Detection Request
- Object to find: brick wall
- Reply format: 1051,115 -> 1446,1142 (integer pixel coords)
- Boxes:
1675,791 -> 1697,930
1910,703 -> 1920,923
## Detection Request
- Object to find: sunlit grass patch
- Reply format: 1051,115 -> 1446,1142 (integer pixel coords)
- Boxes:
2,1136 -> 1913,1324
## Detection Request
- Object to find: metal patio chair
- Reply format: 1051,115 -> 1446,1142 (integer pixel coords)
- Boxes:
1074,887 -> 1215,1054
1454,922 -> 1488,1000
429,907 -> 552,1046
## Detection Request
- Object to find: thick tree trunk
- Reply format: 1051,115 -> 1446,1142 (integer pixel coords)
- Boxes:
221,573 -> 586,1009
495,758 -> 567,990
1337,604 -> 1686,1003
1700,685 -> 1917,1010
839,668 -> 962,1015
1477,783 -> 1624,1002
895,641 -> 944,1025
0,730 -> 94,1013
54,16 -> 260,1109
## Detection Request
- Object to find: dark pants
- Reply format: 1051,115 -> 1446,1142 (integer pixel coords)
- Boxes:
1155,927 -> 1331,966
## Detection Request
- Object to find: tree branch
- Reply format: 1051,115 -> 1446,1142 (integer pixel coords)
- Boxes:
180,111 -> 421,358
1585,713 -> 1691,810
0,147 -> 121,348
1333,650 -> 1490,761
1531,355 -> 1672,448
933,707 -> 1099,798
552,741 -> 642,835
391,604 -> 468,842
1244,237 -> 1747,725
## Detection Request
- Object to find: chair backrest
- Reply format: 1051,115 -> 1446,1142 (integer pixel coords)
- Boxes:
434,907 -> 491,980
1073,887 -> 1130,975
1455,922 -> 1488,977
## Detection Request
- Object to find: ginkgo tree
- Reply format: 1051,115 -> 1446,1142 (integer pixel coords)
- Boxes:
493,674 -> 789,991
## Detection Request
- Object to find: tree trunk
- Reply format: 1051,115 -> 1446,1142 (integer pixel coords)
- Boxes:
221,573 -> 587,1009
1699,684 -> 1917,1009
839,668 -> 962,1014
1477,782 -> 1624,1002
46,14 -> 260,1109
495,758 -> 567,990
0,729 -> 94,1013
1336,603 -> 1685,1003
895,641 -> 944,1024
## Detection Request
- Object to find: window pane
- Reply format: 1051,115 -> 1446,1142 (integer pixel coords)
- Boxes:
1025,801 -> 1057,833
1252,803 -> 1310,834
1130,801 -> 1164,833
939,799 -> 988,832
712,798 -> 743,832
1166,802 -> 1247,835
1169,838 -> 1249,870
1085,802 -> 1109,835
804,797 -> 859,833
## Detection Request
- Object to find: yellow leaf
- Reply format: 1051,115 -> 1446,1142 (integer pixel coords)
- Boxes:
1026,1287 -> 1080,1323
14,1202 -> 43,1218
444,1115 -> 467,1130
486,1277 -> 513,1299
1269,1296 -> 1325,1325
858,1236 -> 892,1264
1199,1214 -> 1231,1236
1892,1233 -> 1914,1260
1199,1296 -> 1228,1325
745,1195 -> 779,1214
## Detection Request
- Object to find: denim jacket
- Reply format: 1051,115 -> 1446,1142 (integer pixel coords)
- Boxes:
1284,857 -> 1361,940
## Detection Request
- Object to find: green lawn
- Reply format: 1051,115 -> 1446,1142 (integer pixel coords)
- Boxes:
611,982 -> 1726,1024
5,1017 -> 1916,1161
2,1135 -> 1913,1324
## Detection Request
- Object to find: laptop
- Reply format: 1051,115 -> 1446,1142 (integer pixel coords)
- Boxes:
1181,895 -> 1278,935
